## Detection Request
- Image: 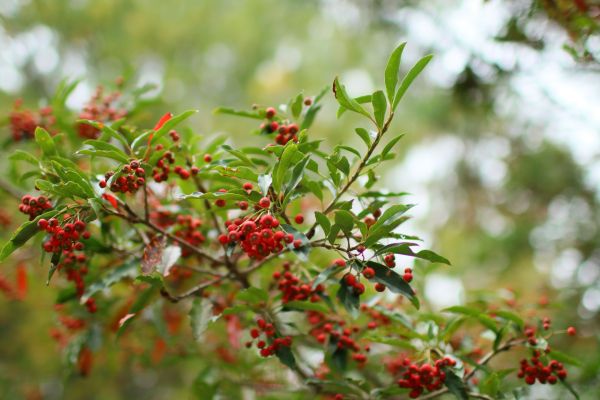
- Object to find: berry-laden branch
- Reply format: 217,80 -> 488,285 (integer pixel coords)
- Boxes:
0,45 -> 582,400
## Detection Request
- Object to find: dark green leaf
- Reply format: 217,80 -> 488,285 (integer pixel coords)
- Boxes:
365,261 -> 419,309
392,54 -> 433,111
381,134 -> 405,158
336,277 -> 360,319
0,209 -> 60,262
442,368 -> 469,400
354,128 -> 372,148
314,211 -> 331,235
384,42 -> 407,102
332,77 -> 371,119
213,107 -> 263,120
372,90 -> 387,129
312,264 -> 342,289
35,127 -> 57,157
335,210 -> 355,235
236,287 -> 268,305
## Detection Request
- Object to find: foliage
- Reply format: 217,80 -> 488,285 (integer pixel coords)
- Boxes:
0,44 -> 585,399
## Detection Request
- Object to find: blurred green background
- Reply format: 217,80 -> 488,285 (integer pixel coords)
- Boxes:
1,0 -> 599,399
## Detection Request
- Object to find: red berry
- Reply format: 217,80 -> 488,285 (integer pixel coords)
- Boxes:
243,182 -> 253,191
333,258 -> 346,267
362,267 -> 375,279
265,107 -> 276,119
203,154 -> 212,163
99,180 -> 107,188
374,283 -> 386,292
403,273 -> 413,283
215,199 -> 226,208
258,197 -> 271,209
294,214 -> 304,224
567,326 -> 576,336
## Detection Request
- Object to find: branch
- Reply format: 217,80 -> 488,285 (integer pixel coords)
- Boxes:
306,112 -> 394,239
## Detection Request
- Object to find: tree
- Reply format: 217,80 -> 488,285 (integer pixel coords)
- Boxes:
0,44 -> 581,399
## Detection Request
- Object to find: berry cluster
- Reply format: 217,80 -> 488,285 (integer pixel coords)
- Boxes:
273,269 -> 324,303
363,208 -> 382,227
306,312 -> 369,365
152,151 -> 175,182
219,214 -> 295,260
101,160 -> 146,193
393,357 -> 456,398
19,195 -> 52,220
173,215 -> 206,257
343,273 -> 366,295
518,351 -> 567,385
54,248 -> 96,313
258,107 -> 301,145
9,100 -> 55,141
383,253 -> 396,268
361,304 -> 392,330
245,318 -> 293,358
38,216 -> 90,254
77,86 -> 126,139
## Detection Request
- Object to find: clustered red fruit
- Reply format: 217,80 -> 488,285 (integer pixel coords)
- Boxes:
403,268 -> 413,283
392,357 -> 455,398
524,326 -> 539,346
343,273 -> 366,295
273,268 -> 324,303
306,311 -> 370,365
219,214 -> 294,260
384,253 -> 396,268
77,86 -> 126,139
245,318 -> 293,358
518,350 -> 567,385
19,195 -> 52,220
101,160 -> 146,193
38,215 -> 90,254
9,100 -> 55,141
173,215 -> 205,257
152,151 -> 175,182
258,106 -> 302,145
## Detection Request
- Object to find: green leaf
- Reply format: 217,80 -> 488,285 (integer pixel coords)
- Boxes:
372,90 -> 387,129
190,298 -> 216,342
492,310 -> 524,330
385,42 -> 407,102
236,287 -> 268,305
283,301 -> 329,314
442,368 -> 469,400
334,210 -> 355,235
354,128 -> 372,148
213,107 -> 263,120
336,277 -> 360,319
560,379 -> 580,400
392,54 -> 433,111
152,110 -> 198,144
548,350 -> 582,367
283,155 -> 310,202
365,261 -> 419,309
9,150 -> 39,165
0,209 -> 60,262
274,343 -> 297,369
35,127 -> 57,157
332,77 -> 371,119
281,223 -> 310,260
291,92 -> 304,119
273,143 -> 299,192
443,306 -> 498,333
81,140 -> 129,163
363,334 -> 415,349
381,134 -> 405,158
81,261 -> 137,302
314,211 -> 331,235
312,264 -> 342,289
77,148 -> 129,163
376,243 -> 450,265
